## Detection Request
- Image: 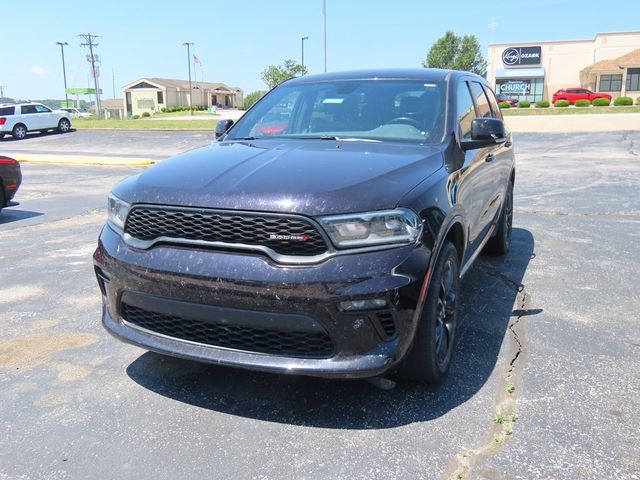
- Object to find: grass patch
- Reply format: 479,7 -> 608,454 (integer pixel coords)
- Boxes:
503,105 -> 640,116
73,117 -> 217,130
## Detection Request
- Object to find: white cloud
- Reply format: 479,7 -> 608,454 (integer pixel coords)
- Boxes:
30,66 -> 48,76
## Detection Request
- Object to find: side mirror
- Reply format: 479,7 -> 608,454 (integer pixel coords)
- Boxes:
215,119 -> 234,139
461,118 -> 507,150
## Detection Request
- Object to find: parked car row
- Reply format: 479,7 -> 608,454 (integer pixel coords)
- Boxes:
0,102 -> 72,140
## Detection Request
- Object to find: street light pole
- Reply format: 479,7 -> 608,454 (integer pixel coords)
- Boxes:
323,0 -> 327,72
183,42 -> 194,116
56,42 -> 69,106
301,36 -> 309,72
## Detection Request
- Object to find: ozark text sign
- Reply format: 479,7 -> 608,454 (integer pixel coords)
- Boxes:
502,46 -> 542,67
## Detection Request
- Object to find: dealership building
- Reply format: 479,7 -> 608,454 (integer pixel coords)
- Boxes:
487,31 -> 640,102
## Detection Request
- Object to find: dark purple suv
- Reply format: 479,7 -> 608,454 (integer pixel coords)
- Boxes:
94,69 -> 515,384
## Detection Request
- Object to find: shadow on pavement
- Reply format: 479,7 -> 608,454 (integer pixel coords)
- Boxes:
0,208 -> 43,224
127,228 -> 535,429
0,129 -> 76,142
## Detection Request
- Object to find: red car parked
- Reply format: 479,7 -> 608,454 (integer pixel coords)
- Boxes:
552,88 -> 611,104
0,155 -> 21,213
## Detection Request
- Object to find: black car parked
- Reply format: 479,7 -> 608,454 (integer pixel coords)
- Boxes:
0,155 -> 21,213
94,69 -> 515,384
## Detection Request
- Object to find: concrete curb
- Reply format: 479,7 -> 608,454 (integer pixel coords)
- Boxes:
10,153 -> 155,166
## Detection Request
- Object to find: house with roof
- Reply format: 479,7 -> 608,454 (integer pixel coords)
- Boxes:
580,48 -> 640,98
122,77 -> 244,116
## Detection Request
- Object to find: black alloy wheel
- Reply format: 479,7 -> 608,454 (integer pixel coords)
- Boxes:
485,181 -> 513,255
398,241 -> 460,384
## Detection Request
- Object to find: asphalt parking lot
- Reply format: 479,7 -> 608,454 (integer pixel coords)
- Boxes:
1,131 -> 639,480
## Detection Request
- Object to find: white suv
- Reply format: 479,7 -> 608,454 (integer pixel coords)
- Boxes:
0,103 -> 72,140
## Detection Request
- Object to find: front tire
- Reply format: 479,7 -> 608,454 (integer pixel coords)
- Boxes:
58,118 -> 71,133
398,241 -> 460,384
12,124 -> 27,140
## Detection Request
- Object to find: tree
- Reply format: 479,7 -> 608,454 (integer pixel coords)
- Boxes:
422,31 -> 487,77
260,59 -> 308,89
243,90 -> 266,110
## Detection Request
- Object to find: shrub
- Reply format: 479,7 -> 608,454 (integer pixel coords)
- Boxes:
613,96 -> 633,106
554,99 -> 570,108
498,101 -> 511,109
132,114 -> 140,119
141,111 -> 151,117
517,100 -> 531,108
592,97 -> 611,107
636,97 -> 640,105
535,100 -> 550,108
574,99 -> 591,107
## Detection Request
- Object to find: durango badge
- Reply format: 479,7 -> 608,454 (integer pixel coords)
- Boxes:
269,234 -> 310,241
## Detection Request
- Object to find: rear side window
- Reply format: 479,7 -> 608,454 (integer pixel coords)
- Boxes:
469,82 -> 492,118
456,82 -> 476,140
21,105 -> 37,114
0,106 -> 15,115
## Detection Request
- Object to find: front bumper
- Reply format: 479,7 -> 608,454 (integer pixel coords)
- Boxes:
94,224 -> 430,379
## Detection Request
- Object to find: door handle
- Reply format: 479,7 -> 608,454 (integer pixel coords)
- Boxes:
485,153 -> 495,162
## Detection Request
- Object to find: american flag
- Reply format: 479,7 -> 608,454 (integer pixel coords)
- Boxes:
193,55 -> 202,65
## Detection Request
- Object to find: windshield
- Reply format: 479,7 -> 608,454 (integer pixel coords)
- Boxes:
227,79 -> 446,144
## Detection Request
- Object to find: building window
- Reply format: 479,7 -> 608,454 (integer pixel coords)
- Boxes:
626,68 -> 640,92
157,91 -> 164,104
495,78 -> 544,102
599,74 -> 622,92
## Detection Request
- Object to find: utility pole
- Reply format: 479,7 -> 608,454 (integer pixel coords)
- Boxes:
301,36 -> 309,72
79,33 -> 102,117
56,42 -> 69,106
323,0 -> 327,72
112,68 -> 116,99
183,42 -> 194,115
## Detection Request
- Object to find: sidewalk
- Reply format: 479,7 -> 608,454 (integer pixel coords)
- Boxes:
505,112 -> 640,132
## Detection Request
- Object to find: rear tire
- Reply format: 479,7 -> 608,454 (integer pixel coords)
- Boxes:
398,241 -> 460,384
12,124 -> 27,140
58,118 -> 71,134
485,181 -> 513,255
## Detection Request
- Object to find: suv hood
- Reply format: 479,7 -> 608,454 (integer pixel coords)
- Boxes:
115,139 -> 443,216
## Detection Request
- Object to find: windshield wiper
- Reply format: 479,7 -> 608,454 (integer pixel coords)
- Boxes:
300,135 -> 381,142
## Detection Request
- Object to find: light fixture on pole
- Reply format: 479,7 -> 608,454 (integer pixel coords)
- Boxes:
56,42 -> 69,106
301,36 -> 309,72
183,42 -> 194,116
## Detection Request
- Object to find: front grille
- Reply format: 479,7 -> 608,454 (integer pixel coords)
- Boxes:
124,206 -> 328,257
121,303 -> 334,358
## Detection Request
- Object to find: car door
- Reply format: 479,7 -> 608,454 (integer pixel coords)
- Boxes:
466,81 -> 505,249
19,105 -> 40,130
34,104 -> 55,129
453,79 -> 495,263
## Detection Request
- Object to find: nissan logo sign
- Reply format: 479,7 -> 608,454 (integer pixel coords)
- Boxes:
501,46 -> 542,67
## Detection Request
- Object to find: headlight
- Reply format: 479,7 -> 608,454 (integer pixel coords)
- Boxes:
107,193 -> 131,231
318,209 -> 422,249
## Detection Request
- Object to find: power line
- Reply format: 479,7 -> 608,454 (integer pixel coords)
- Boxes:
79,33 -> 102,116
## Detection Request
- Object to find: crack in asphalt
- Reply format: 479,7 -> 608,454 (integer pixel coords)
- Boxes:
622,132 -> 638,157
444,265 -> 533,480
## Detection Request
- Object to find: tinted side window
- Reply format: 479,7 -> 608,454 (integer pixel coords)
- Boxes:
469,82 -> 492,118
456,82 -> 476,140
21,105 -> 37,114
0,106 -> 15,115
483,86 -> 502,119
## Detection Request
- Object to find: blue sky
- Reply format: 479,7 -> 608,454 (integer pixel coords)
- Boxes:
1,0 -> 638,100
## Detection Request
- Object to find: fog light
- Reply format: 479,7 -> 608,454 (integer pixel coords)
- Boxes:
339,298 -> 388,312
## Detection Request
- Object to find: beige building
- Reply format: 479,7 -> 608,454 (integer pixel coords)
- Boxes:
487,31 -> 640,102
122,78 -> 244,116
